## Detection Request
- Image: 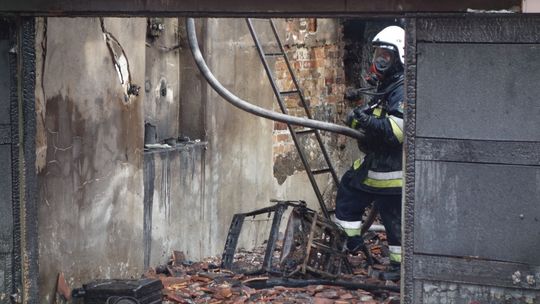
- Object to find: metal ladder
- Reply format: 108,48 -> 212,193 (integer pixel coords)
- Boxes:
246,18 -> 339,219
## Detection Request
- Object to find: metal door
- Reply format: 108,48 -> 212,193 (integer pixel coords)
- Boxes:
404,16 -> 540,303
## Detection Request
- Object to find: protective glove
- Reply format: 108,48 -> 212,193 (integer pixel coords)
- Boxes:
346,104 -> 372,129
354,104 -> 373,128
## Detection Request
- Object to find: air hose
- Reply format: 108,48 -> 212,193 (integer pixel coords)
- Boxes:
186,18 -> 366,140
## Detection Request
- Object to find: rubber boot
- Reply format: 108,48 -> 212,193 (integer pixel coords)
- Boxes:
379,245 -> 401,281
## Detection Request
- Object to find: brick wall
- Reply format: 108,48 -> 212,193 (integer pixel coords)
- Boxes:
272,18 -> 348,175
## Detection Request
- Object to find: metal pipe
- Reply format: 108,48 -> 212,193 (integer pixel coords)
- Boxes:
186,18 -> 366,140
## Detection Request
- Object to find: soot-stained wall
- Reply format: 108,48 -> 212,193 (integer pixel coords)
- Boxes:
35,18 -> 146,301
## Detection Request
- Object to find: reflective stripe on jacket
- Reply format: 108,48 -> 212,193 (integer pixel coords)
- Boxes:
352,74 -> 404,194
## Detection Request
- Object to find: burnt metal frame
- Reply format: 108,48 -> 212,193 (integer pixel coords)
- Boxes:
221,201 -> 294,274
221,200 -> 351,278
284,208 -> 352,278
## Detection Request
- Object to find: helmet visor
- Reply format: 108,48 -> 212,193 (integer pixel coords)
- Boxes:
372,46 -> 395,73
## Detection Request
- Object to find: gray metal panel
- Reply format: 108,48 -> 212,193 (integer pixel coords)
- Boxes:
416,138 -> 540,166
414,160 -> 540,265
417,280 -> 540,304
0,40 -> 10,125
414,254 -> 540,290
410,16 -> 540,304
0,253 -> 12,301
417,16 -> 540,43
417,43 -> 540,141
0,125 -> 10,145
0,146 -> 12,254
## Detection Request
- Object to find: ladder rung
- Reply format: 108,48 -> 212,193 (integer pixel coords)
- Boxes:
296,129 -> 316,135
280,90 -> 299,95
311,168 -> 331,175
265,52 -> 284,56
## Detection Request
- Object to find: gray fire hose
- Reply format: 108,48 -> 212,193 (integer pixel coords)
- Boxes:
186,18 -> 366,140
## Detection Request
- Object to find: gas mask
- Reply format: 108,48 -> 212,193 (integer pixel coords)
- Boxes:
365,46 -> 398,86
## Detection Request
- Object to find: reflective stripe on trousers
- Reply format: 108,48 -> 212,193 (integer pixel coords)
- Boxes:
332,214 -> 362,237
353,158 -> 403,188
389,245 -> 402,263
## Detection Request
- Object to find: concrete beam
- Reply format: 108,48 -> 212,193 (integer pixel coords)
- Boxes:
0,0 -> 521,16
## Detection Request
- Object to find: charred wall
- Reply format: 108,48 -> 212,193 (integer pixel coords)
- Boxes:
144,18 -> 180,143
36,18 -> 146,302
405,16 -> 540,303
143,144 -> 206,268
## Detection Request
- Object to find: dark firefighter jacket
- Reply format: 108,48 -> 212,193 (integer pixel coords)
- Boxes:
349,73 -> 404,195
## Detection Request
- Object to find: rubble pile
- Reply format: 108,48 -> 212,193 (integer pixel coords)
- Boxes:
145,230 -> 400,304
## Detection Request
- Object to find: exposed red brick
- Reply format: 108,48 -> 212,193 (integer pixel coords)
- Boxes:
300,60 -> 310,69
314,47 -> 325,60
308,18 -> 318,33
274,121 -> 288,131
271,18 -> 348,158
276,134 -> 290,142
297,69 -> 312,79
326,95 -> 338,104
313,297 -> 334,304
275,59 -> 287,71
284,96 -> 300,108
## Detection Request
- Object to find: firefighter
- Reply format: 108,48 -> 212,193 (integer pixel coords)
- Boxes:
335,25 -> 405,274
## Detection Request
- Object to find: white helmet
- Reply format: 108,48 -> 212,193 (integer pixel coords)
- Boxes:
372,26 -> 405,64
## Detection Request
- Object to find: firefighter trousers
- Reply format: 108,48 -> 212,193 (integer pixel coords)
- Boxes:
334,169 -> 402,246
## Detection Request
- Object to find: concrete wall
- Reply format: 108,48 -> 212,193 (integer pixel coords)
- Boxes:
36,18 -> 146,301
144,144 -> 206,267
143,17 -> 336,268
144,18 -> 180,142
